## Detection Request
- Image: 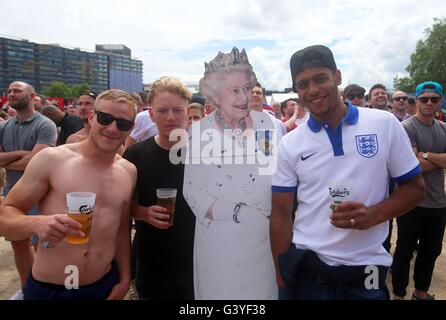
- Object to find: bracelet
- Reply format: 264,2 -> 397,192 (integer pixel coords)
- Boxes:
232,202 -> 246,224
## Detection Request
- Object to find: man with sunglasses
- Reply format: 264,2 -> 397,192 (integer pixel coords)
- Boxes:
383,91 -> 411,252
382,91 -> 412,254
0,89 -> 138,300
391,91 -> 411,122
343,84 -> 366,107
406,97 -> 417,116
392,81 -> 446,300
65,91 -> 96,144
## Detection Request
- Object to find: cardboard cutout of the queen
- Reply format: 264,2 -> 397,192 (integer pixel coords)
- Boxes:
183,48 -> 278,299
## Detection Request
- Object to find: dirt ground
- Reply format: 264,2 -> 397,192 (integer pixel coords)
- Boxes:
0,223 -> 445,300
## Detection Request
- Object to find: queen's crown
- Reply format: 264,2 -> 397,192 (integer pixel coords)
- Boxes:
204,47 -> 251,75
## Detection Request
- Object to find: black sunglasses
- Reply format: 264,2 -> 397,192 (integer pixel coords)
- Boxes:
418,96 -> 441,104
347,93 -> 364,100
393,96 -> 408,102
95,110 -> 134,131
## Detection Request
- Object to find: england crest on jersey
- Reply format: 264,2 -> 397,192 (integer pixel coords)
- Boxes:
355,134 -> 378,158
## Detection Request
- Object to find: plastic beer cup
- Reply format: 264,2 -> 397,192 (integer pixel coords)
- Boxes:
66,192 -> 96,244
156,188 -> 177,226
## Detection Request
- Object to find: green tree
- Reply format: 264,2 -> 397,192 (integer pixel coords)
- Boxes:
42,82 -> 92,98
42,81 -> 71,98
394,17 -> 446,93
393,76 -> 414,93
70,83 -> 91,98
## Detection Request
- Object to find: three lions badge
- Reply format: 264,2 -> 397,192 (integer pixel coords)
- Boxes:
355,134 -> 378,158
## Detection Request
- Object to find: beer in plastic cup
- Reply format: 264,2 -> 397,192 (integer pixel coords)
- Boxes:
156,188 -> 177,226
328,180 -> 353,205
66,192 -> 96,244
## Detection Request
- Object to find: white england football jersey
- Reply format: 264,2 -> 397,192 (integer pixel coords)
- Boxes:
272,104 -> 420,266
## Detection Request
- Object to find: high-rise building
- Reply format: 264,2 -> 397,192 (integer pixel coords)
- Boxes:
35,44 -> 109,94
96,44 -> 143,93
0,37 -> 36,95
0,36 -> 142,95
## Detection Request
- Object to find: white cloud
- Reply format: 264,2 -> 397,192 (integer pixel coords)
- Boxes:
1,0 -> 445,91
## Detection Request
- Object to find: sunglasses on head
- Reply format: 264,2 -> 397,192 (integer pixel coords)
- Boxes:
417,96 -> 441,104
347,93 -> 364,100
393,96 -> 408,102
95,110 -> 134,131
80,91 -> 97,99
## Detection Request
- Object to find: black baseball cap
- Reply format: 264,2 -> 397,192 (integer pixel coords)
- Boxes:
290,45 -> 337,92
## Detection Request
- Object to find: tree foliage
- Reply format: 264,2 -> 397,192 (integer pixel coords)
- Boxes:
394,17 -> 446,93
42,81 -> 91,98
42,81 -> 71,98
393,76 -> 414,93
70,83 -> 91,98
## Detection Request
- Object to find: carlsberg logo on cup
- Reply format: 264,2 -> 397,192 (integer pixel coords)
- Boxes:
66,192 -> 96,214
79,205 -> 93,215
329,188 -> 350,199
328,180 -> 353,205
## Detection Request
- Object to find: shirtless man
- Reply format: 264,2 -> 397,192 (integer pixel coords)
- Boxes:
0,89 -> 137,300
65,91 -> 96,144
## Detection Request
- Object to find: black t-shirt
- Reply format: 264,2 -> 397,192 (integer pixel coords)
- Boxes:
59,113 -> 84,145
123,136 -> 195,300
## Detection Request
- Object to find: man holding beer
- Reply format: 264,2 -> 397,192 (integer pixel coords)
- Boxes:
123,76 -> 196,300
0,89 -> 137,300
270,45 -> 425,300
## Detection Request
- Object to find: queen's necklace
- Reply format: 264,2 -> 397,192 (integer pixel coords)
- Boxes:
215,110 -> 247,139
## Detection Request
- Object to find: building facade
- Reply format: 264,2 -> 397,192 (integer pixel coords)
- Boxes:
0,36 -> 142,95
107,54 -> 143,93
0,37 -> 36,94
96,44 -> 143,93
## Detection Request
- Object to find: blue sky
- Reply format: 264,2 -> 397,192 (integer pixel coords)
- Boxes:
1,0 -> 446,92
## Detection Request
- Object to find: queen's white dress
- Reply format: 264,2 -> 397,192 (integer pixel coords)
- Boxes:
183,110 -> 278,300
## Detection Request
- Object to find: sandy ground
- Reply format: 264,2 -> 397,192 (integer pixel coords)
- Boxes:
0,223 -> 445,300
0,237 -> 22,299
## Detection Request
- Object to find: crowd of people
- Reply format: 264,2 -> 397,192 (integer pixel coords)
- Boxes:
0,44 -> 444,301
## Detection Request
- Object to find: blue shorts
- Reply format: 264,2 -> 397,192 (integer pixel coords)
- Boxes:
3,186 -> 39,245
23,263 -> 119,300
